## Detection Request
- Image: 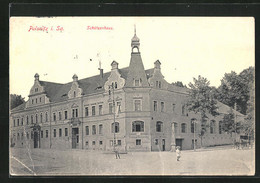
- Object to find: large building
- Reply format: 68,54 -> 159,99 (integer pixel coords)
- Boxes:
10,30 -> 244,152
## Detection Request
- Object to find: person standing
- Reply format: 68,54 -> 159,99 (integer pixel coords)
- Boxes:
176,146 -> 181,161
115,144 -> 120,159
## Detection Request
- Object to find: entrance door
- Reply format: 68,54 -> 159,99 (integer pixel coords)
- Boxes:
72,128 -> 79,149
162,139 -> 165,151
192,139 -> 197,149
176,139 -> 183,150
34,131 -> 38,148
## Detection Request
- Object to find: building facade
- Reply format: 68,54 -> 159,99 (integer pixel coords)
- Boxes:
10,31 -> 243,152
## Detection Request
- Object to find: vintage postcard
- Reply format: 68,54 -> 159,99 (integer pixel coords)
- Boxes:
9,17 -> 255,176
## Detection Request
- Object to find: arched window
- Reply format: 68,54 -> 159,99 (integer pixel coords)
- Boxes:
191,118 -> 197,133
40,113 -> 43,123
132,121 -> 144,132
210,120 -> 216,134
156,121 -> 163,132
26,116 -> 29,125
181,123 -> 187,133
73,91 -> 76,98
45,112 -> 48,122
35,114 -> 38,123
219,121 -> 223,134
111,122 -> 119,133
31,115 -> 33,124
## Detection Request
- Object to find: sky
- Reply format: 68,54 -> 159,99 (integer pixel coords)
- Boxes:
10,17 -> 254,100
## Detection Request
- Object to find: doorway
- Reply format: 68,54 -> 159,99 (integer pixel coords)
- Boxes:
191,139 -> 197,149
162,139 -> 165,151
34,131 -> 39,148
176,139 -> 183,150
72,128 -> 79,149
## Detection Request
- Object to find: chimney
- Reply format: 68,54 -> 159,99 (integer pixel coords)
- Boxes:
99,68 -> 103,78
34,73 -> 39,81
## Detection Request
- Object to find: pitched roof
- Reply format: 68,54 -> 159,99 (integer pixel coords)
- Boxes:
11,102 -> 26,112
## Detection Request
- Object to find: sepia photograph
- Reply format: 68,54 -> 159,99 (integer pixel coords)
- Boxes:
9,17 -> 255,176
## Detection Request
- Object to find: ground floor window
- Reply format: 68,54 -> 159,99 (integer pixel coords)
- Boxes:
59,129 -> 62,137
136,139 -> 141,145
118,140 -> 121,146
41,130 -> 43,138
54,129 -> 56,137
65,128 -> 68,136
46,130 -> 48,138
92,141 -> 95,145
86,141 -> 88,146
99,141 -> 103,145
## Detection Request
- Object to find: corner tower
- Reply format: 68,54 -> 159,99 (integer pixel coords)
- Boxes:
125,27 -> 149,87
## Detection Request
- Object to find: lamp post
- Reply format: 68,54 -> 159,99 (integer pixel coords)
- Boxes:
192,119 -> 197,151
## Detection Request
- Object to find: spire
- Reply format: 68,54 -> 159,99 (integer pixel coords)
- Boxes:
131,25 -> 140,53
34,73 -> 39,81
125,30 -> 149,87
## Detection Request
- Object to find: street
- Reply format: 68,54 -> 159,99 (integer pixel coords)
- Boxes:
10,146 -> 254,176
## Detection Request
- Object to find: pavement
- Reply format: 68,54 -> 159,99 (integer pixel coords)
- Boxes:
9,145 -> 255,176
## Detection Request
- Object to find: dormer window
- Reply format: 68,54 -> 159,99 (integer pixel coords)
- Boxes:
73,91 -> 76,98
156,81 -> 161,88
134,79 -> 140,87
35,88 -> 38,92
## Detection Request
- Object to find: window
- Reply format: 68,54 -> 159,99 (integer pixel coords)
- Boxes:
92,141 -> 96,145
191,119 -> 196,133
40,113 -> 43,123
45,112 -> 48,122
26,132 -> 29,139
36,98 -> 38,103
136,139 -> 141,145
92,125 -> 96,135
159,81 -> 161,88
134,79 -> 140,86
41,130 -> 43,138
109,103 -> 113,114
59,129 -> 62,137
13,119 -> 15,127
99,141 -> 103,145
134,100 -> 141,111
181,123 -> 187,133
59,112 -> 62,120
92,106 -> 96,116
31,131 -> 33,139
172,104 -> 176,112
182,105 -> 185,115
53,113 -> 56,121
99,124 -> 103,134
65,128 -> 68,136
153,101 -> 157,111
73,91 -> 76,98
72,109 -> 78,118
116,140 -> 121,146
156,121 -> 163,132
86,126 -> 89,135
17,133 -> 20,140
132,121 -> 144,132
26,116 -> 29,125
31,115 -> 33,124
35,114 -> 38,123
32,99 -> 34,104
85,107 -> 89,117
161,102 -> 165,112
210,120 -> 216,134
111,122 -> 119,133
99,105 -> 103,115
21,118 -> 23,126
64,111 -> 68,119
17,119 -> 19,126
54,129 -> 56,137
115,82 -> 118,89
117,102 -> 121,113
155,139 -> 158,145
21,133 -> 24,140
219,121 -> 223,134
40,97 -> 41,102
86,141 -> 89,146
46,130 -> 48,138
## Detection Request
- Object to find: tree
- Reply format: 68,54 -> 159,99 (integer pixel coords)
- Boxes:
217,67 -> 254,115
172,81 -> 186,88
186,75 -> 219,147
10,94 -> 25,109
222,107 -> 242,134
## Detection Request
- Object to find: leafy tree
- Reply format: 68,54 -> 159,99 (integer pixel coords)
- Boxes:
217,67 -> 254,115
172,81 -> 186,88
186,75 -> 219,147
10,94 -> 25,109
222,107 -> 242,134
